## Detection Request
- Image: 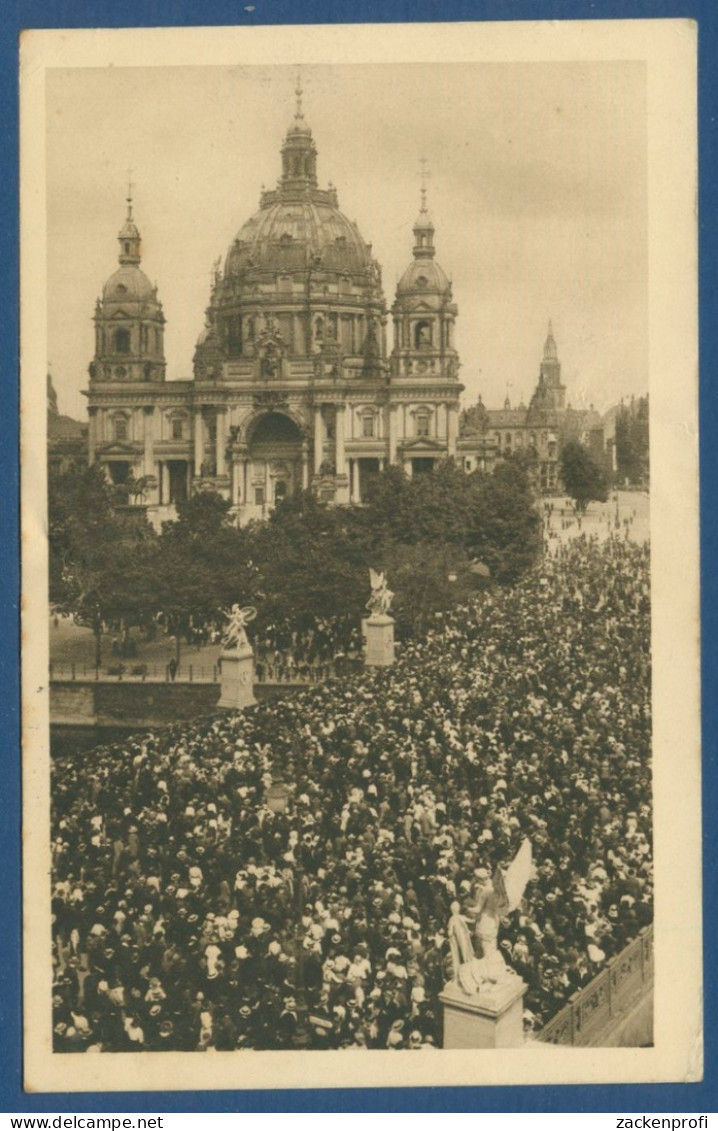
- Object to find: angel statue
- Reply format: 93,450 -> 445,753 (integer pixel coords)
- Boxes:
222,604 -> 257,651
366,569 -> 394,618
447,838 -> 533,996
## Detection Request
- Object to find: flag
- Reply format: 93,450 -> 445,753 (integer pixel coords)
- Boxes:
504,838 -> 533,912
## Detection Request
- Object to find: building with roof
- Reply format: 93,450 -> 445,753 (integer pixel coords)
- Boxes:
83,81 -> 605,520
85,83 -> 463,524
459,324 -> 607,492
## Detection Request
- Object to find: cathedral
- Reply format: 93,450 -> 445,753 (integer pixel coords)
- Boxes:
84,83 -> 605,523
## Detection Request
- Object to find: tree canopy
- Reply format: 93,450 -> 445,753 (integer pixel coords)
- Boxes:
48,463 -> 158,662
614,396 -> 649,486
560,440 -> 609,512
49,457 -> 544,645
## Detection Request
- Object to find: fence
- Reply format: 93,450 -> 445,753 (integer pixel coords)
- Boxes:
537,924 -> 653,1046
49,660 -> 341,686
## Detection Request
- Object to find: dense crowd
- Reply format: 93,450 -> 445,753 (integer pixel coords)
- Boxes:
50,535 -> 652,1052
170,615 -> 362,684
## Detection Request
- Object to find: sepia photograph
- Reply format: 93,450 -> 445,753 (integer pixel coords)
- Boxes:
20,20 -> 700,1093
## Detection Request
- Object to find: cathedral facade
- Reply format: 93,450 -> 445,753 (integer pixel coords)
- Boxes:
86,90 -> 463,525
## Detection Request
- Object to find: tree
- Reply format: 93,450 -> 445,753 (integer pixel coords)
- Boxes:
243,459 -> 543,636
465,457 -> 543,582
48,463 -> 158,665
365,460 -> 475,548
614,395 -> 649,486
248,491 -> 367,629
155,489 -> 259,641
379,540 -> 475,636
560,440 -> 609,512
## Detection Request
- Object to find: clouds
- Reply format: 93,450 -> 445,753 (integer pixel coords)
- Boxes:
46,59 -> 647,418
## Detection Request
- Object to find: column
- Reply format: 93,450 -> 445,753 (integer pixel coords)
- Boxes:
350,458 -> 359,503
301,442 -> 309,490
193,411 -> 203,476
143,407 -> 154,478
292,314 -> 302,354
231,460 -> 240,505
87,410 -> 96,464
313,406 -> 323,474
216,408 -> 227,476
158,462 -> 165,504
447,404 -> 458,457
243,460 -> 249,504
335,403 -> 346,476
388,405 -> 397,464
264,460 -> 270,506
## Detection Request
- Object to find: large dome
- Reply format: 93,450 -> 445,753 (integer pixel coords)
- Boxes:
195,99 -> 387,378
225,198 -> 373,278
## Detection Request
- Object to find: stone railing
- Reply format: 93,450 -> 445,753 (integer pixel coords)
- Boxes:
537,925 -> 653,1047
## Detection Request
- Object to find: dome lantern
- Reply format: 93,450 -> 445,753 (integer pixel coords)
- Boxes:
118,179 -> 141,266
412,159 -> 436,260
279,74 -> 318,194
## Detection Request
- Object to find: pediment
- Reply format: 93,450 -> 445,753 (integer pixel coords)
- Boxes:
98,442 -> 140,456
399,436 -> 447,452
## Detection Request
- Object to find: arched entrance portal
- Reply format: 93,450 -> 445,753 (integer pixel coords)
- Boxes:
247,412 -> 304,507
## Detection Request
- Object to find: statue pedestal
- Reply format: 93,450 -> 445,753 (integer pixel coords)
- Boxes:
439,976 -> 526,1049
217,645 -> 256,710
362,615 -> 395,667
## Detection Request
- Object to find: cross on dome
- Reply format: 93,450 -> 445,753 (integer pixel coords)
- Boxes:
126,168 -> 135,221
419,158 -> 431,214
295,71 -> 304,121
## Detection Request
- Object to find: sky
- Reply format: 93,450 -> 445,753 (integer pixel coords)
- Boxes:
45,60 -> 648,421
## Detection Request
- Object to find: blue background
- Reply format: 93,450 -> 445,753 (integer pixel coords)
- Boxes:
3,0 -> 715,1113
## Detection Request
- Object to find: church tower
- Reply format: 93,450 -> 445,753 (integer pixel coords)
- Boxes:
89,188 -> 166,386
535,320 -> 566,412
86,187 -> 181,505
388,170 -> 463,473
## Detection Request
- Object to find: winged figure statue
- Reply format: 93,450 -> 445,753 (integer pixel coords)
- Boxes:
366,569 -> 394,618
448,838 -> 533,995
222,604 -> 257,650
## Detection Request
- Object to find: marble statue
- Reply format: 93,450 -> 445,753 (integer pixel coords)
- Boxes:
222,604 -> 257,650
366,569 -> 394,618
447,839 -> 533,996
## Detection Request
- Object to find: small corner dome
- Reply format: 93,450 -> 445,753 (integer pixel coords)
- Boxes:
195,321 -> 219,349
102,265 -> 156,304
396,257 -> 450,296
